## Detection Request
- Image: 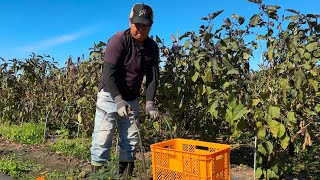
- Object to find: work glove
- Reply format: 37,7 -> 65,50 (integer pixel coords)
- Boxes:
115,95 -> 131,117
146,101 -> 159,120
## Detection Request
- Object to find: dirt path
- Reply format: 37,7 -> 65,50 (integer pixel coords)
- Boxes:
0,137 -> 90,179
0,137 -> 254,180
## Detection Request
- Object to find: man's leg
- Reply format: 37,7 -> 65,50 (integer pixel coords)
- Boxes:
118,99 -> 140,176
90,90 -> 118,170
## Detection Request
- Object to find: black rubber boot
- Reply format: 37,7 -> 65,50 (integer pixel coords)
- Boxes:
91,165 -> 103,173
119,161 -> 134,176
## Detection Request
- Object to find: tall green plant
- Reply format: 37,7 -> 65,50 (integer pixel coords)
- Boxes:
157,0 -> 319,179
248,1 -> 320,178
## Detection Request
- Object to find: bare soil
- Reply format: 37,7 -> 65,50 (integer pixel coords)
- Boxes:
0,137 -> 254,180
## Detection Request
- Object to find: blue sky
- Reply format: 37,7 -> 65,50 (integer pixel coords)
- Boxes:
1,0 -> 319,70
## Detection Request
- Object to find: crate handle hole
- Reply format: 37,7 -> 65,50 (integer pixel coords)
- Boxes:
196,145 -> 209,151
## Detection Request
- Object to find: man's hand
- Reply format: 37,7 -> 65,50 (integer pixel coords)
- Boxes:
146,101 -> 159,120
115,95 -> 131,117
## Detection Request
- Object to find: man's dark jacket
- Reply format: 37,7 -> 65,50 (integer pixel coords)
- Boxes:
99,29 -> 159,101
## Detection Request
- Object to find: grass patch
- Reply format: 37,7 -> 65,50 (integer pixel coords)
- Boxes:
0,123 -> 44,144
43,169 -> 80,180
0,154 -> 41,179
50,138 -> 91,160
88,162 -> 121,180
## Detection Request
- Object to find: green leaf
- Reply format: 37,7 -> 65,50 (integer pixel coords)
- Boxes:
191,71 -> 199,82
281,133 -> 290,149
243,52 -> 250,60
225,101 -> 248,124
249,14 -> 262,27
77,112 -> 82,124
199,51 -> 207,57
208,100 -> 219,119
268,119 -> 280,138
314,51 -> 320,58
304,52 -> 311,60
248,0 -> 262,4
308,79 -> 318,91
258,144 -> 267,155
266,5 -> 281,11
226,109 -> 233,123
232,104 -> 248,121
268,106 -> 280,119
279,78 -> 288,104
258,126 -> 266,140
77,97 -> 88,106
194,59 -> 201,71
266,141 -> 273,154
287,22 -> 295,30
226,69 -> 239,75
297,48 -> 305,56
285,9 -> 299,14
177,86 -> 181,95
210,10 -> 224,20
255,109 -> 264,119
153,121 -> 160,130
252,99 -> 261,106
306,42 -> 318,52
184,40 -> 191,49
201,17 -> 208,21
179,98 -> 183,108
315,104 -> 320,112
238,16 -> 245,25
272,165 -> 279,174
287,112 -> 296,123
200,85 -> 206,95
278,123 -> 286,138
267,169 -> 278,178
223,82 -> 230,90
304,62 -> 311,70
289,15 -> 300,21
222,59 -> 233,70
204,68 -> 213,82
310,70 -> 318,76
268,45 -> 274,61
294,53 -> 301,62
256,35 -> 266,40
295,69 -> 305,89
266,9 -> 279,20
277,23 -> 281,30
256,168 -> 263,179
232,14 -> 239,20
230,41 -> 239,50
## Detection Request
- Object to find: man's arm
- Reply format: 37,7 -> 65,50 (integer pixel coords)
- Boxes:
145,49 -> 159,101
103,35 -> 132,116
103,35 -> 123,99
145,46 -> 160,119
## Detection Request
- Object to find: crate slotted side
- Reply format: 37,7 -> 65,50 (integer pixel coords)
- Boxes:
151,138 -> 230,180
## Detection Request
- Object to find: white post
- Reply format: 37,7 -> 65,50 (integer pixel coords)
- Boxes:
254,136 -> 257,180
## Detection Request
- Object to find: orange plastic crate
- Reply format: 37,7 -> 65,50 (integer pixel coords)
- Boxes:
150,138 -> 230,180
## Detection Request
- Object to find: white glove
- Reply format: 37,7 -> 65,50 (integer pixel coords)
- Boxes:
118,105 -> 130,117
146,101 -> 159,120
115,95 -> 131,117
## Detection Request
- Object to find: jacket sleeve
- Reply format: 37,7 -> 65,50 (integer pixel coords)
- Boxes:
103,35 -> 124,99
145,47 -> 160,101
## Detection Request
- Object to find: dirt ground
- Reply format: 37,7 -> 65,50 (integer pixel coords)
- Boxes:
0,137 -> 254,180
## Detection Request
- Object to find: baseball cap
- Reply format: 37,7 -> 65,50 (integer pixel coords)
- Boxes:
129,3 -> 154,27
